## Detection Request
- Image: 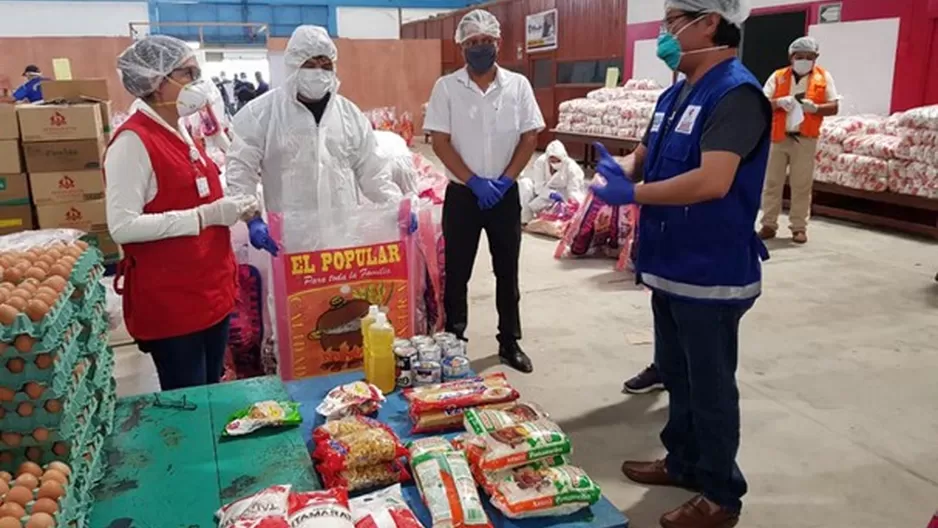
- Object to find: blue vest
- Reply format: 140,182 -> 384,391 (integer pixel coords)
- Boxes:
638,58 -> 771,304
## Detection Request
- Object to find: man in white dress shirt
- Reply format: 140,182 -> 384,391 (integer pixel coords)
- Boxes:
424,9 -> 545,373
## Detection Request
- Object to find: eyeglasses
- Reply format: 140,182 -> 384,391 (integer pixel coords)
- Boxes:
171,66 -> 202,82
661,12 -> 702,32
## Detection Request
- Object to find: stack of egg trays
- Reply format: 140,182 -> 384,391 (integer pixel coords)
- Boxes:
72,269 -> 105,320
2,320 -> 83,409
67,247 -> 104,288
0,281 -> 76,344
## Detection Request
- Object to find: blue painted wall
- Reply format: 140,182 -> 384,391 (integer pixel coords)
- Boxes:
146,0 -> 480,43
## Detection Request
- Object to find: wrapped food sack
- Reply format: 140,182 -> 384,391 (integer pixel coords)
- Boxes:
350,484 -> 423,528
896,105 -> 938,131
319,459 -> 411,493
313,415 -> 387,444
525,200 -> 580,239
483,455 -> 602,519
313,426 -> 408,471
887,160 -> 938,198
216,484 -> 291,528
843,134 -> 903,160
223,400 -> 302,437
835,154 -> 889,192
462,411 -> 572,472
403,373 -> 520,415
316,381 -> 386,420
288,488 -> 354,528
555,188 -> 638,260
408,437 -> 492,528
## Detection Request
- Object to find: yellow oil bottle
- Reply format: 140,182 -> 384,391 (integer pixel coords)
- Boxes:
361,305 -> 380,380
367,312 -> 396,394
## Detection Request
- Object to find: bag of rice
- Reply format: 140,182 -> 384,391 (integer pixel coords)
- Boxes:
318,459 -> 411,493
462,411 -> 572,472
313,427 -> 408,472
483,455 -> 602,519
408,437 -> 492,528
216,484 -> 291,528
288,488 -> 354,528
350,484 -> 423,528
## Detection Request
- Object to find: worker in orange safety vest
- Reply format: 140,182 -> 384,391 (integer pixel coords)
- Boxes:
758,36 -> 840,244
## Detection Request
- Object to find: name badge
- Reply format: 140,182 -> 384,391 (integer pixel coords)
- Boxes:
650,112 -> 665,133
675,105 -> 702,135
196,176 -> 210,198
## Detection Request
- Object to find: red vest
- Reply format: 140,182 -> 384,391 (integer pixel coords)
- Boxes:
108,111 -> 237,341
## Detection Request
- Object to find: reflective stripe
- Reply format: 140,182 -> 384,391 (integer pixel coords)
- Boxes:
641,273 -> 761,301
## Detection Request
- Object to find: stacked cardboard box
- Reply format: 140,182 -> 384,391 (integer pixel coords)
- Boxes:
16,80 -> 120,264
0,104 -> 34,235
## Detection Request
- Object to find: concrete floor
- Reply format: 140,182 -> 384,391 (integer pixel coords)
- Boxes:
112,147 -> 938,528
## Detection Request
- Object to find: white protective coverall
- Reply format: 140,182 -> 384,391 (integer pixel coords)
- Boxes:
374,130 -> 418,196
226,25 -> 402,216
518,140 -> 586,223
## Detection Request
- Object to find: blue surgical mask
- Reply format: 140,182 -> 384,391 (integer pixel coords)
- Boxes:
465,44 -> 497,74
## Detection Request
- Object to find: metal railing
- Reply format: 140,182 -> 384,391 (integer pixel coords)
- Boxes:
128,21 -> 270,46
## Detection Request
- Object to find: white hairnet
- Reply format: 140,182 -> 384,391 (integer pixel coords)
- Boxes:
545,140 -> 569,160
285,25 -> 337,70
117,35 -> 196,98
455,9 -> 501,44
789,36 -> 819,55
664,0 -> 751,27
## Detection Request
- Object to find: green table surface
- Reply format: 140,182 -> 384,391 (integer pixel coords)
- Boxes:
89,376 -> 319,528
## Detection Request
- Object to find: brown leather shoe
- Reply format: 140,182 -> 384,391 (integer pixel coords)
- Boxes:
660,495 -> 739,528
792,231 -> 808,244
621,460 -> 696,490
757,226 -> 776,240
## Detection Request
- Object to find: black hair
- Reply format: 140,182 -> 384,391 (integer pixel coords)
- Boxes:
713,17 -> 742,47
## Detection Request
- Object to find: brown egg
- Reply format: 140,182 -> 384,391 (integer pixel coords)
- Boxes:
17,462 -> 42,478
0,479 -> 8,495
23,250 -> 41,262
43,399 -> 61,413
0,470 -> 11,483
6,485 -> 33,505
9,290 -> 32,303
23,382 -> 44,399
0,387 -> 14,402
36,481 -> 63,501
0,517 -> 21,528
75,240 -> 88,250
33,261 -> 51,273
0,451 -> 13,464
2,267 -> 22,284
45,462 -> 70,477
14,335 -> 36,354
25,299 -> 49,322
0,282 -> 14,292
0,407 -> 4,419
34,286 -> 56,298
31,428 -> 49,442
0,503 -> 25,519
39,469 -> 66,485
0,290 -> 8,304
25,447 -> 42,462
31,497 -> 58,515
0,254 -> 12,267
0,304 -> 18,325
17,402 -> 34,417
24,267 -> 46,282
26,512 -> 56,528
13,261 -> 30,273
51,442 -> 68,457
15,472 -> 38,490
37,253 -> 57,266
34,354 -> 53,370
60,255 -> 77,266
1,432 -> 22,447
41,276 -> 66,293
47,264 -> 69,279
7,357 -> 25,374
5,296 -> 27,312
34,292 -> 57,308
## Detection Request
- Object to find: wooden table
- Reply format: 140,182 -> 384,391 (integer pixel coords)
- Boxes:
90,377 -> 320,528
551,130 -> 641,168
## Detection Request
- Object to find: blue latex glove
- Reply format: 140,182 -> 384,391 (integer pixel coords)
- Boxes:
467,176 -> 501,210
590,142 -> 635,205
247,217 -> 279,256
549,191 -> 564,203
408,212 -> 418,234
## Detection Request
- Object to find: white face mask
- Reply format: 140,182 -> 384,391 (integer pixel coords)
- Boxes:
792,60 -> 814,76
550,161 -> 563,171
297,69 -> 336,100
175,79 -> 213,118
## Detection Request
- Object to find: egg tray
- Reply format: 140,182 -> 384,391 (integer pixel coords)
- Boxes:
0,393 -> 98,453
70,261 -> 105,293
66,247 -> 104,288
71,281 -> 105,322
0,280 -> 78,343
74,305 -> 106,338
5,477 -> 70,517
0,315 -> 81,363
0,357 -> 93,436
0,329 -> 84,397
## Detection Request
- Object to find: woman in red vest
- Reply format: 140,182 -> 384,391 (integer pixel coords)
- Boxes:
105,35 -> 258,390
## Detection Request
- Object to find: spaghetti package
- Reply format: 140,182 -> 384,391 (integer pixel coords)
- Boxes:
408,438 -> 492,528
316,381 -> 386,420
462,411 -> 572,472
313,416 -> 388,444
313,427 -> 408,472
216,484 -> 291,528
318,460 -> 412,493
288,488 -> 354,528
483,455 -> 602,519
403,373 -> 520,415
350,484 -> 424,528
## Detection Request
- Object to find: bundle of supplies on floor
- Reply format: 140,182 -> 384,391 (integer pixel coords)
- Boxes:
554,184 -> 639,273
365,107 -> 416,147
0,229 -> 117,527
556,79 -> 664,138
814,105 -> 938,198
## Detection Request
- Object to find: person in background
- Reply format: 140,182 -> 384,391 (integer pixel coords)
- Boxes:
424,9 -> 544,373
227,25 -> 402,256
592,1 -> 770,526
518,139 -> 585,224
212,76 -> 234,117
13,65 -> 46,103
255,71 -> 269,95
759,36 -> 839,244
106,35 -> 257,391
234,73 -> 257,110
219,71 -> 236,114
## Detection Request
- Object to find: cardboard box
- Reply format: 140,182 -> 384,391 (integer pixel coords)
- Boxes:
0,140 -> 21,174
23,139 -> 106,173
29,170 -> 104,206
37,80 -> 112,137
0,105 -> 18,140
0,204 -> 35,235
36,199 -> 107,231
17,103 -> 104,142
83,229 -> 120,262
0,173 -> 30,206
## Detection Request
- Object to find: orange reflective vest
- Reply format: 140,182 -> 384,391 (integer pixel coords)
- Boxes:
770,65 -> 828,142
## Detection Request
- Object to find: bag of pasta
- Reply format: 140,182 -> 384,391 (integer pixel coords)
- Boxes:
318,459 -> 411,493
313,427 -> 408,472
408,438 -> 492,528
462,411 -> 572,472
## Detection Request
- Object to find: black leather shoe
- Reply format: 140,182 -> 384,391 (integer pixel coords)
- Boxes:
499,342 -> 533,373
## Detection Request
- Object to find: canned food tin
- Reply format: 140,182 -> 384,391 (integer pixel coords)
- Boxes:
433,332 -> 458,344
411,335 -> 435,347
418,344 -> 443,363
441,339 -> 467,358
442,356 -> 471,380
414,360 -> 442,385
395,346 -> 419,388
393,338 -> 412,351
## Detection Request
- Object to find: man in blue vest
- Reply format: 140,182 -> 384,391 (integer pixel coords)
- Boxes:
593,1 -> 770,526
13,65 -> 46,103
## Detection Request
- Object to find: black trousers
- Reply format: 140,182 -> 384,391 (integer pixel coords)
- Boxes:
443,182 -> 522,345
138,316 -> 231,391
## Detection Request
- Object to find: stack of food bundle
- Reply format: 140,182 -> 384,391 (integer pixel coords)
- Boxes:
0,230 -> 115,527
556,79 -> 663,138
365,107 -> 416,147
813,115 -> 888,190
311,416 -> 411,493
889,105 -> 938,198
402,373 -> 520,434
393,332 -> 468,391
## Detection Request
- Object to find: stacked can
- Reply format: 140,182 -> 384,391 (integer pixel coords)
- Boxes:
414,342 -> 443,385
433,332 -> 470,381
393,339 -> 418,389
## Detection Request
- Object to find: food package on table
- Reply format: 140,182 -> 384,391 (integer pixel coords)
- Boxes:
316,381 -> 386,420
896,105 -> 938,131
842,134 -> 903,160
216,484 -> 291,528
313,415 -> 387,444
461,411 -> 572,472
403,373 -> 520,415
350,484 -> 424,528
223,400 -> 302,437
313,426 -> 408,472
482,455 -> 602,519
408,437 -> 492,528
887,160 -> 938,198
318,459 -> 412,493
411,400 -> 543,435
835,153 -> 889,192
288,488 -> 354,528
524,200 -> 580,239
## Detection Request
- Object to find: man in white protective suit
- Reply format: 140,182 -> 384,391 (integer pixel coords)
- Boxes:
226,25 -> 403,255
518,140 -> 586,224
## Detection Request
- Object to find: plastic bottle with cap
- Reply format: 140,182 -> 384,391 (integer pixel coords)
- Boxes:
361,305 -> 381,382
366,312 -> 396,394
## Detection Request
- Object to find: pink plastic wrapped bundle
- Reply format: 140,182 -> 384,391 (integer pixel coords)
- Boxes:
896,105 -> 938,131
897,128 -> 938,147
396,112 -> 415,146
815,139 -> 844,164
887,160 -> 938,198
587,87 -> 628,102
842,134 -> 903,160
525,200 -> 580,239
894,142 -> 938,165
835,153 -> 889,192
812,158 -> 841,184
413,152 -> 449,204
554,187 -> 638,260
624,79 -> 663,91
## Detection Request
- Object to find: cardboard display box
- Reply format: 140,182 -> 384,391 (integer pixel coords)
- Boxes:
17,103 -> 104,143
83,229 -> 120,263
36,199 -> 106,232
0,105 -> 18,140
0,140 -> 22,174
38,80 -> 113,137
0,204 -> 35,235
23,139 -> 106,173
0,173 -> 30,206
30,169 -> 105,206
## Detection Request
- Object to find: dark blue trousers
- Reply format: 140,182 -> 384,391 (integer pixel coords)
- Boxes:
652,292 -> 752,513
139,316 -> 231,391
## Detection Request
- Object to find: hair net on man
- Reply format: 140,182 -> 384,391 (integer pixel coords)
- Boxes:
284,25 -> 338,71
455,9 -> 502,44
117,35 -> 196,98
664,0 -> 752,27
789,36 -> 819,55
